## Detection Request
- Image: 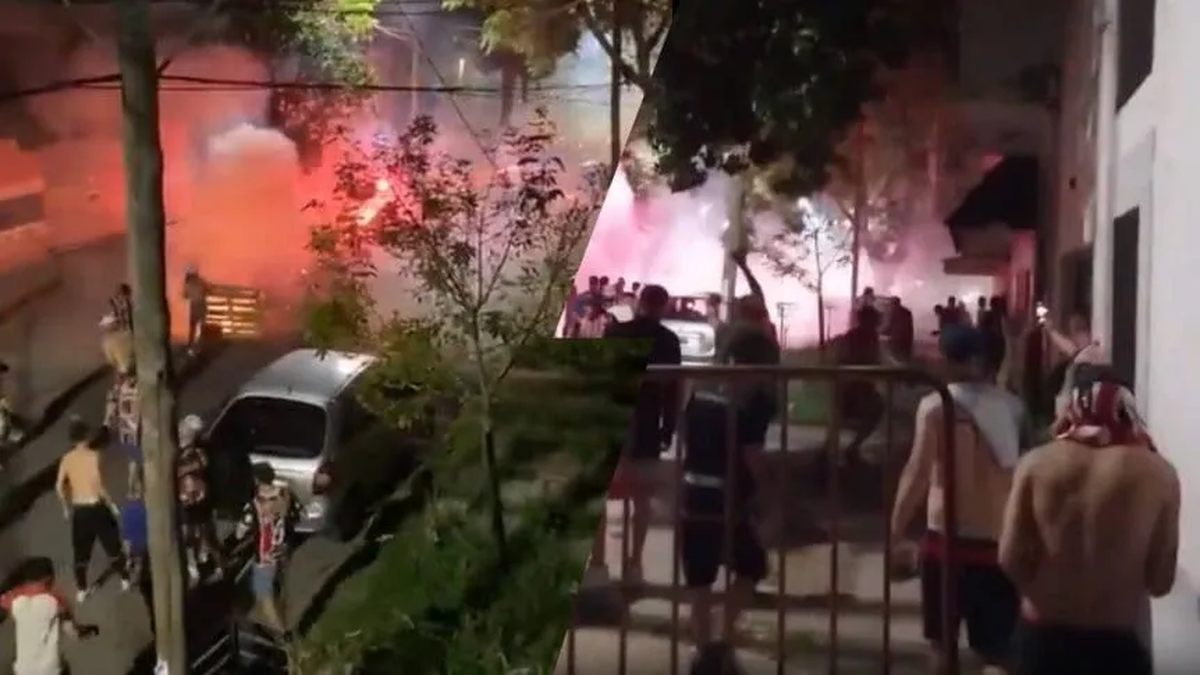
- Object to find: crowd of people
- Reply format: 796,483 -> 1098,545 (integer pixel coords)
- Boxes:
2,273 -> 301,675
563,275 -> 644,337
577,257 -> 1173,675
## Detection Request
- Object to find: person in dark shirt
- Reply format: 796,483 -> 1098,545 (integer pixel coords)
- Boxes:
588,284 -> 682,584
680,307 -> 779,667
884,297 -> 915,362
835,305 -> 885,469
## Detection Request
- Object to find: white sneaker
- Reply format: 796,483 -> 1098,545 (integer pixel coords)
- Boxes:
120,579 -> 132,592
75,589 -> 89,604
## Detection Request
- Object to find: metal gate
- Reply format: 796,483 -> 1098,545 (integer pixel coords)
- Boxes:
562,364 -> 964,675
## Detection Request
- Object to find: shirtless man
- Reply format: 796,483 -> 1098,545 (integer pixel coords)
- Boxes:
891,324 -> 1028,674
1000,374 -> 1177,675
56,420 -> 129,601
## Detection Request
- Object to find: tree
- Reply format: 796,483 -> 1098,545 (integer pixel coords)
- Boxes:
647,0 -> 908,197
762,197 -> 852,352
631,0 -> 903,303
115,0 -> 187,671
443,0 -> 672,94
224,0 -> 380,169
306,109 -> 603,565
824,56 -> 947,297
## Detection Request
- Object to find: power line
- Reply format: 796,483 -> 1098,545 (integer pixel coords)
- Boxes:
0,75 -> 606,102
393,5 -> 498,170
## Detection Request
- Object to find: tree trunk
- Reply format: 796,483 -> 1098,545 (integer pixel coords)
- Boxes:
722,172 -> 750,308
480,416 -> 508,568
116,1 -> 187,671
499,64 -> 516,128
816,282 -> 827,355
849,124 -> 867,303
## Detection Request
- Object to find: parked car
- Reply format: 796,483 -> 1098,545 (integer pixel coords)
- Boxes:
661,294 -> 718,365
203,349 -> 417,541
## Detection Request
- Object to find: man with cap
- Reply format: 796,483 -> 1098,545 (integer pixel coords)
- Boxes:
177,414 -> 224,583
890,323 -> 1029,675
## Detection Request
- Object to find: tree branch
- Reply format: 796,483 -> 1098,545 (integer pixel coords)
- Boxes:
59,0 -> 101,44
578,3 -> 655,92
156,0 -> 227,76
646,5 -> 671,51
832,196 -> 855,222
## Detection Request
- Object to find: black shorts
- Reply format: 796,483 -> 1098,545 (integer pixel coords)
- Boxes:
919,533 -> 1018,664
680,486 -> 767,589
1012,620 -> 1151,675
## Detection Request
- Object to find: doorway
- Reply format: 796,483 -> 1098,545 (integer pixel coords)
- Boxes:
1111,209 -> 1140,387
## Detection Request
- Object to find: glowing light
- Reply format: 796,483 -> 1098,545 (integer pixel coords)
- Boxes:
356,180 -> 393,226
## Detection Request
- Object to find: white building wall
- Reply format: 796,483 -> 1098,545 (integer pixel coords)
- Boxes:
1079,0 -> 1200,669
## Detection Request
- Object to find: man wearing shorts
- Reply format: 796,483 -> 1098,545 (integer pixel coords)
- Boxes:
235,463 -> 300,634
890,324 -> 1027,674
592,284 -> 682,585
680,318 -> 778,669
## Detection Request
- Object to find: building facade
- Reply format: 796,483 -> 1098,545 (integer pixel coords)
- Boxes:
1054,0 -> 1200,668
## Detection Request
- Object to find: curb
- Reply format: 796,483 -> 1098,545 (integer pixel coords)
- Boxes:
24,364 -> 110,439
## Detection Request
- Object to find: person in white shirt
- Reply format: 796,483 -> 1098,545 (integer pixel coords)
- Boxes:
573,299 -> 614,338
2,556 -> 95,675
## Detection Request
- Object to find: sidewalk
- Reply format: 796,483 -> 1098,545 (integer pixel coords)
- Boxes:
561,502 -> 944,674
0,236 -> 126,424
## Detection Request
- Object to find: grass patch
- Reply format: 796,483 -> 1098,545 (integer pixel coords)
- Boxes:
788,381 -> 832,426
296,345 -> 630,675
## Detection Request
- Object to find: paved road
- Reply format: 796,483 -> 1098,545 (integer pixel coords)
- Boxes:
0,341 -> 349,675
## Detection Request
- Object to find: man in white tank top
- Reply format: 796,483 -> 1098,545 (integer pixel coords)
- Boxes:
890,323 -> 1028,675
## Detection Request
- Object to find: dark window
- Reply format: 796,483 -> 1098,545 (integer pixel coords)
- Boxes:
210,396 -> 327,459
1111,209 -> 1139,388
1117,0 -> 1155,109
0,193 -> 44,232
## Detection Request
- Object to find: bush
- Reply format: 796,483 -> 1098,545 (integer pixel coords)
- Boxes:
297,359 -> 623,675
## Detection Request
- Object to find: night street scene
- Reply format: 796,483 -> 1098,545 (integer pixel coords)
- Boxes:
0,1 -> 1194,675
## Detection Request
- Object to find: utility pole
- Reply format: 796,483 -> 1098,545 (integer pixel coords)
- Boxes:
116,0 -> 188,672
610,0 -> 623,178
